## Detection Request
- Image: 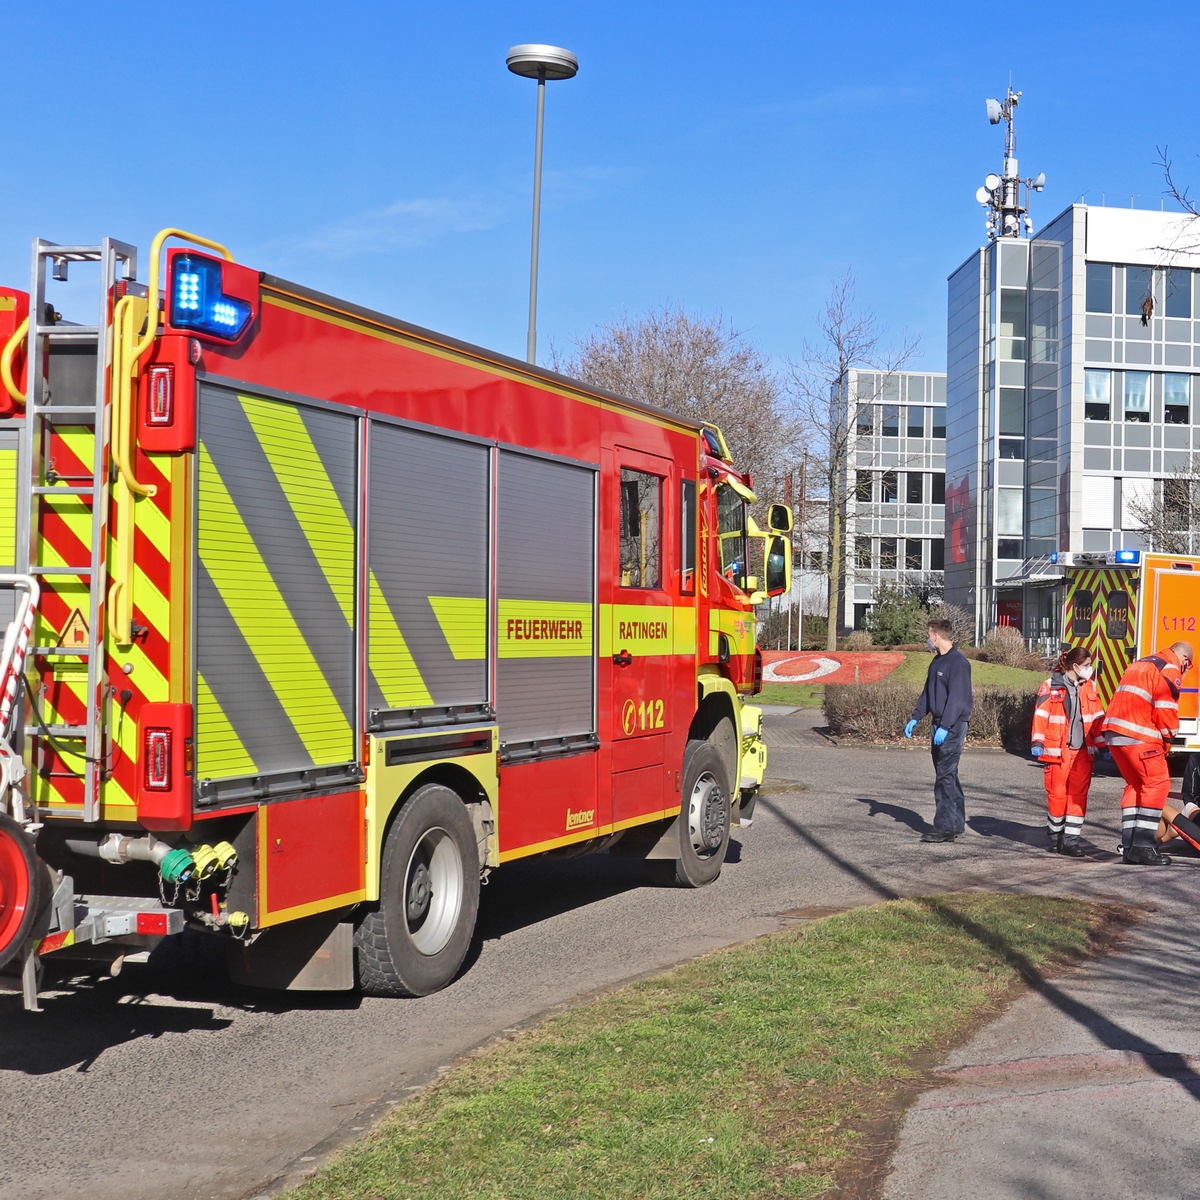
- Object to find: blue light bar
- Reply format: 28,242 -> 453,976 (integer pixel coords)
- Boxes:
169,255 -> 252,342
1110,549 -> 1141,565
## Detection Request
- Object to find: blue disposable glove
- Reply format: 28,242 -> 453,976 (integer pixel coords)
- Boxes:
904,719 -> 917,739
1031,744 -> 1044,759
933,726 -> 949,746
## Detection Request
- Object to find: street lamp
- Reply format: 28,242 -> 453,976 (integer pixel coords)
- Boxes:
506,43 -> 578,364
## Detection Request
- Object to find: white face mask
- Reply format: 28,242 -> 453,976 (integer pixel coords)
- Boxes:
927,638 -> 937,653
1076,665 -> 1094,682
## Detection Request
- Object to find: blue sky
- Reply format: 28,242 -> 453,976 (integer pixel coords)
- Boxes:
6,3 -> 1200,378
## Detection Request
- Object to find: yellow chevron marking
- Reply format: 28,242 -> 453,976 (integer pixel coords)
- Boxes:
0,446 -> 15,564
197,671 -> 256,777
429,596 -> 487,660
198,443 -> 352,766
241,395 -> 356,627
369,572 -> 433,706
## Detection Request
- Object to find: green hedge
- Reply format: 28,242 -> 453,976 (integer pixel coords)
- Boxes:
824,681 -> 1036,750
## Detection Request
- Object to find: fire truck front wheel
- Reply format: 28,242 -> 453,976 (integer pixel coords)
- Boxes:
673,739 -> 732,887
0,813 -> 44,970
355,785 -> 480,998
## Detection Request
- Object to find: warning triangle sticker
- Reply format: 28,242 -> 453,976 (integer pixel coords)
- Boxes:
57,608 -> 89,648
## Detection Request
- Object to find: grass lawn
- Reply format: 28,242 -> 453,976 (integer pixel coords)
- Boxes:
285,893 -> 1111,1200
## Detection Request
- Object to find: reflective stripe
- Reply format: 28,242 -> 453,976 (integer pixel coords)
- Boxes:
1046,715 -> 1066,725
1117,684 -> 1154,702
1104,716 -> 1163,739
1154,700 -> 1179,710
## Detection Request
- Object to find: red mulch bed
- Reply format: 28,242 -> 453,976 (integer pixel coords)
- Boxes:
761,650 -> 906,685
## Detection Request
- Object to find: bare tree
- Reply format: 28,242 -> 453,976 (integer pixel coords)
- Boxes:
786,274 -> 919,650
549,306 -> 799,488
1127,456 -> 1200,554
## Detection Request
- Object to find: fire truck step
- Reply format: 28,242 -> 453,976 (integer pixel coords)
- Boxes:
32,565 -> 95,576
25,724 -> 89,738
32,646 -> 92,657
34,326 -> 101,340
32,486 -> 96,496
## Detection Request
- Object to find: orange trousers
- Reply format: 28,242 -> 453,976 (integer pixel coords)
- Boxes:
1110,741 -> 1171,850
1044,746 -> 1093,842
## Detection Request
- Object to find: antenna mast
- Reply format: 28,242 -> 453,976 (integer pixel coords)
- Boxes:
977,85 -> 1045,240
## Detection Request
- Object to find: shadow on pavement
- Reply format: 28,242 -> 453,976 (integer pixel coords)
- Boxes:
757,792 -> 1200,1104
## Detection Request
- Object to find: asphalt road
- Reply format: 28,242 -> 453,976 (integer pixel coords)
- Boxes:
1,711 -> 1195,1200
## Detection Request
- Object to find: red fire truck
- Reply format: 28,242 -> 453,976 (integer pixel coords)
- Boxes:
0,229 -> 791,1009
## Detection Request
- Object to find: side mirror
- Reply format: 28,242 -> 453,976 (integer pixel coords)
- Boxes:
765,535 -> 790,596
768,503 -> 793,533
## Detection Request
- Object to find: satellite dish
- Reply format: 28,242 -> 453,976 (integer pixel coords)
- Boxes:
986,98 -> 1003,125
1032,172 -> 1046,191
985,173 -> 1001,191
976,186 -> 992,205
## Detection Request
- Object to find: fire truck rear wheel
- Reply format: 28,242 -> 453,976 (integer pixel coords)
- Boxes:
673,739 -> 732,887
0,813 -> 44,971
355,784 -> 480,998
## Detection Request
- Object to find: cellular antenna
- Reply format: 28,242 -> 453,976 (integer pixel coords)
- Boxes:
977,85 -> 1044,240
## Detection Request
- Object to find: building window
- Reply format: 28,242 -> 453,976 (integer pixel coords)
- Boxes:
908,406 -> 926,438
999,386 -> 1024,459
931,409 -> 946,438
905,538 -> 922,570
879,539 -> 897,570
997,487 -> 1023,560
1124,371 -> 1150,423
1166,268 -> 1192,318
1165,373 -> 1190,424
1126,265 -> 1153,316
1086,263 -> 1113,313
856,470 -> 873,502
806,549 -> 825,572
999,288 -> 1027,360
881,471 -> 898,503
1085,369 -> 1111,421
906,472 -> 924,504
856,404 -> 874,435
931,473 -> 946,505
881,406 -> 900,437
855,537 -> 872,570
930,538 -> 945,570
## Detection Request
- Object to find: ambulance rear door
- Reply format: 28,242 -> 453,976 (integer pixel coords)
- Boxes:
1142,554 -> 1200,749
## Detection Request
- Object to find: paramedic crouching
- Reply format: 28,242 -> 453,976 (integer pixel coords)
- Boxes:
904,618 -> 974,843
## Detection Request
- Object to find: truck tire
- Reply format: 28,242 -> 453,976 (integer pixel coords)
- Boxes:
673,738 -> 732,887
355,784 -> 480,997
0,813 -> 42,970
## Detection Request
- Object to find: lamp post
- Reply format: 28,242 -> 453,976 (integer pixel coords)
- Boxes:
506,43 -> 578,364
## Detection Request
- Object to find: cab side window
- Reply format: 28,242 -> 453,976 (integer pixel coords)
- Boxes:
619,469 -> 661,588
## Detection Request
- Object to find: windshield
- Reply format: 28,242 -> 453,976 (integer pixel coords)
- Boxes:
716,482 -> 747,590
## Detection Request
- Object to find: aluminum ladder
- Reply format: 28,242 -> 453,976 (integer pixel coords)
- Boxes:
16,239 -> 137,821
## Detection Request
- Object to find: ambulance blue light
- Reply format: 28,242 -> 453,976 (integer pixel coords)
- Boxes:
169,255 -> 252,342
1112,549 -> 1140,565
1050,551 -> 1059,564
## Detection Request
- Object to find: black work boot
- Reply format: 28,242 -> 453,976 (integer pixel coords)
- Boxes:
1122,844 -> 1172,866
1047,831 -> 1063,853
1059,838 -> 1085,858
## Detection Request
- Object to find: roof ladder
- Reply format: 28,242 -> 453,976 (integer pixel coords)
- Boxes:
16,239 -> 137,821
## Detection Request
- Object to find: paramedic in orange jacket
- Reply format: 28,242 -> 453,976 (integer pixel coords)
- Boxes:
1101,640 -> 1194,866
1031,646 -> 1105,857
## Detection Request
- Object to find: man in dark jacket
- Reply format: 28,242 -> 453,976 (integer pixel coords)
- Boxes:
904,618 -> 974,842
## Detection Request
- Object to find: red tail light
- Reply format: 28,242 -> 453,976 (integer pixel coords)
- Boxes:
146,365 -> 174,426
137,703 -> 194,831
145,728 -> 172,790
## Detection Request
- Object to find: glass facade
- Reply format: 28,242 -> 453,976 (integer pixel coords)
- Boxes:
947,203 -> 1200,644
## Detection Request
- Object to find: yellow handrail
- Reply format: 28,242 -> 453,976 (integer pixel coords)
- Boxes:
108,228 -> 232,643
1,316 -> 28,406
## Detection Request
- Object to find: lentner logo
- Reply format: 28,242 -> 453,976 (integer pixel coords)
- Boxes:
566,807 -> 596,831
